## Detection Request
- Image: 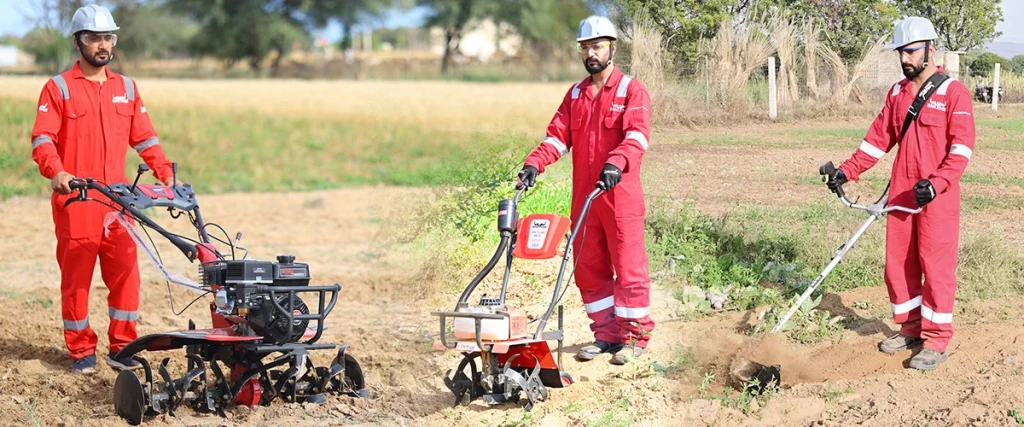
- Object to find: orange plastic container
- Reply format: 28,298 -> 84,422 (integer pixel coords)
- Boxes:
512,214 -> 571,259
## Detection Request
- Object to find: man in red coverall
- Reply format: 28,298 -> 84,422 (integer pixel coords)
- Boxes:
30,4 -> 178,374
824,17 -> 975,371
517,15 -> 653,366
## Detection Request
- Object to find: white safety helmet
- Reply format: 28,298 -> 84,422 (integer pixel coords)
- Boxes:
70,4 -> 120,36
577,15 -> 617,42
888,16 -> 937,49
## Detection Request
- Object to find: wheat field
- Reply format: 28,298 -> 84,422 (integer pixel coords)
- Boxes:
0,76 -> 569,134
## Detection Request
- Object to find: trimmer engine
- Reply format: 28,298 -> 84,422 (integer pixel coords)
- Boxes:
453,298 -> 527,342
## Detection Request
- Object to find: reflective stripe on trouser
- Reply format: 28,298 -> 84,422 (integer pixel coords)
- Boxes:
572,199 -> 654,348
884,189 -> 959,353
57,220 -> 141,359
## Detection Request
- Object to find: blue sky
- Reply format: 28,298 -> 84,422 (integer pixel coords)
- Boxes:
1,0 -> 1022,46
0,0 -> 430,40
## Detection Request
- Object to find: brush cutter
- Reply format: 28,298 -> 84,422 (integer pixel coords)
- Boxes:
431,181 -> 605,411
64,164 -> 367,425
771,161 -> 923,333
732,162 -> 925,392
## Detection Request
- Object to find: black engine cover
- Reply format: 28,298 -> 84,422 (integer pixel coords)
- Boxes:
202,256 -> 311,287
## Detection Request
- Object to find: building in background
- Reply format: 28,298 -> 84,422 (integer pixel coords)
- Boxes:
0,45 -> 19,68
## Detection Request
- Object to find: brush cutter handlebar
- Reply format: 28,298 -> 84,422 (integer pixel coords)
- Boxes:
820,161 -> 922,215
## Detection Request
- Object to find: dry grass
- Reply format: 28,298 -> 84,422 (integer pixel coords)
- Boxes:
628,8 -> 665,95
819,35 -> 890,105
704,20 -> 775,115
769,15 -> 800,107
0,76 -> 566,134
804,18 -> 820,101
997,72 -> 1024,104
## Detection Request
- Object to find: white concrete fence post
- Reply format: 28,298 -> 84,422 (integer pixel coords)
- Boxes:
993,63 -> 1001,111
768,56 -> 778,120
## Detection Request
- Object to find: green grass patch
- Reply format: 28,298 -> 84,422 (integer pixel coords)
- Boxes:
0,96 -> 540,199
957,232 -> 1024,302
963,194 -> 1024,212
977,117 -> 1024,132
960,172 -> 1024,189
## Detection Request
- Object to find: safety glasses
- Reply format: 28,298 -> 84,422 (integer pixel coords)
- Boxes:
79,33 -> 118,46
895,44 -> 926,55
577,41 -> 611,54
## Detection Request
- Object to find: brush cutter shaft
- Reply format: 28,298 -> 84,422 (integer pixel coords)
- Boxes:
772,213 -> 878,332
773,187 -> 921,333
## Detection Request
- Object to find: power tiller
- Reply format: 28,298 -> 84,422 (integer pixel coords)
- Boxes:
63,164 -> 368,425
432,181 -> 606,411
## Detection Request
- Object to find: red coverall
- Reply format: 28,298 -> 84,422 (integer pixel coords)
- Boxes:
524,66 -> 655,348
838,66 -> 975,353
31,61 -> 174,360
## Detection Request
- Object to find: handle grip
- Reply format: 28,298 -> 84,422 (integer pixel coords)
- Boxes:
819,161 -> 836,178
820,161 -> 846,200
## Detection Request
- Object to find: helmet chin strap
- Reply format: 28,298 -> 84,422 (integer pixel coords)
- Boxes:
585,44 -> 615,75
923,40 -> 930,69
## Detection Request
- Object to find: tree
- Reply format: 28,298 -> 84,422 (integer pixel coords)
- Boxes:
108,0 -> 197,65
21,25 -> 76,74
900,0 -> 1003,52
165,0 -> 312,75
303,0 -> 398,52
0,35 -> 23,46
967,52 -> 1011,77
1012,54 -> 1024,75
757,0 -> 900,61
493,0 -> 591,70
18,0 -> 87,74
607,0 -> 749,69
418,0 -> 493,74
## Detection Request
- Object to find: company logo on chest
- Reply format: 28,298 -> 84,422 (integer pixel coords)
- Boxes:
112,95 -> 130,104
610,103 -> 625,113
926,99 -> 946,112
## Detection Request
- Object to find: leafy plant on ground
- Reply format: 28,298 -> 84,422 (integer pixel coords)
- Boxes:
586,390 -> 636,427
695,370 -> 779,416
646,201 -> 802,315
1009,408 -> 1024,425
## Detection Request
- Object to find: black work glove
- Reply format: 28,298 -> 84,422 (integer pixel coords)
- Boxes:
517,165 -> 539,188
914,179 -> 936,207
599,163 -> 622,190
825,168 -> 848,197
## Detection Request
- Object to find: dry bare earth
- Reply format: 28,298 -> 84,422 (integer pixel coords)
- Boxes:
2,75 -> 1024,425
3,169 -> 1023,427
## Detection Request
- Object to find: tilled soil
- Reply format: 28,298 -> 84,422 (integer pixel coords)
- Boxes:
3,115 -> 1024,426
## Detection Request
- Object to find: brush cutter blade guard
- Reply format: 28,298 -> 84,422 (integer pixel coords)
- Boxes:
729,357 -> 781,395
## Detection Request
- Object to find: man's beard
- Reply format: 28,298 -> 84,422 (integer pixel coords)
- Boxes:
902,62 -> 925,79
584,57 -> 610,75
81,47 -> 112,67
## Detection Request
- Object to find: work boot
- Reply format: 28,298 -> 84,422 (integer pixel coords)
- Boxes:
909,348 -> 948,371
878,333 -> 923,354
71,354 -> 96,375
576,340 -> 623,361
106,352 -> 142,371
610,344 -> 644,366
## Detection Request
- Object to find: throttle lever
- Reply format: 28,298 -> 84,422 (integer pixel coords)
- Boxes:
64,179 -> 89,208
819,161 -> 846,200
